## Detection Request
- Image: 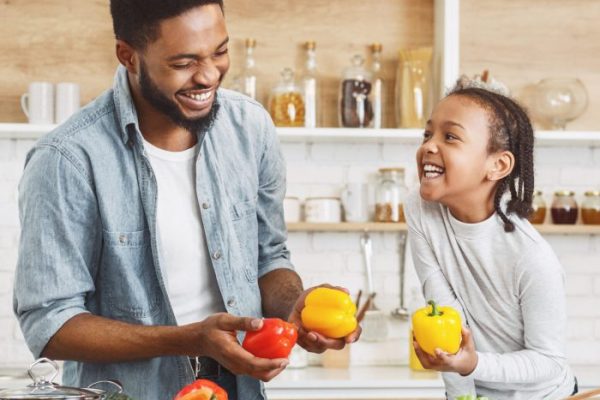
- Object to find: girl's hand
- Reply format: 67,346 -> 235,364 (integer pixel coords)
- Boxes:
413,326 -> 478,376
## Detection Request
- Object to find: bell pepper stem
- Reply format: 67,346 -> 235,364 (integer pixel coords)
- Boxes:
427,300 -> 442,317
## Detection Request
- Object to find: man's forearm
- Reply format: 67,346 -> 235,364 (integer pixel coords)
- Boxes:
258,268 -> 303,320
42,313 -> 198,362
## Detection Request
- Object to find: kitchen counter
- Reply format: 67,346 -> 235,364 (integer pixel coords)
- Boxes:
264,365 -> 600,400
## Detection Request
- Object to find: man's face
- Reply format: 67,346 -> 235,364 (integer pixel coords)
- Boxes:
137,4 -> 230,131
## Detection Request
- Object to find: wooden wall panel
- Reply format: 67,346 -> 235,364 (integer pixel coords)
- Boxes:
0,0 -> 434,127
460,0 -> 600,130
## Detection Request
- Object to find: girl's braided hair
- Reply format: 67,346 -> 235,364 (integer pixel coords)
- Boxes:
447,81 -> 535,232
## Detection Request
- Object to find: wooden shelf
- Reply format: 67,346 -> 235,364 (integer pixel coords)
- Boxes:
3,123 -> 600,147
287,222 -> 600,235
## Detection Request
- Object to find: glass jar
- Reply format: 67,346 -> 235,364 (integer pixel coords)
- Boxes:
551,190 -> 578,225
339,55 -> 373,128
582,190 -> 600,225
528,190 -> 547,224
395,47 -> 433,128
241,38 -> 257,99
370,43 -> 385,129
375,168 -> 408,222
301,41 -> 320,128
268,68 -> 305,127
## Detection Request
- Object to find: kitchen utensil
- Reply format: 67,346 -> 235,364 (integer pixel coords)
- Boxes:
565,388 -> 600,400
20,82 -> 54,124
533,78 -> 588,130
359,232 -> 388,342
356,292 -> 375,322
0,358 -> 124,399
304,197 -> 342,223
391,231 -> 409,319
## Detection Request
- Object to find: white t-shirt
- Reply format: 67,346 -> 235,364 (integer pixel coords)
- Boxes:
405,190 -> 575,400
143,139 -> 225,325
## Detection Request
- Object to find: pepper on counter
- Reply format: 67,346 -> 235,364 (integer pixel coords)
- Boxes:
300,287 -> 358,339
412,300 -> 462,356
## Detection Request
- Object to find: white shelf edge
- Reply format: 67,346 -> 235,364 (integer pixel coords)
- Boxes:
1,123 -> 600,146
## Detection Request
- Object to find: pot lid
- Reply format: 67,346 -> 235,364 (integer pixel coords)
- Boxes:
0,358 -> 103,399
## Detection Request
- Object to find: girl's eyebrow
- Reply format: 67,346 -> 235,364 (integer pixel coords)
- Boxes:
442,120 -> 465,130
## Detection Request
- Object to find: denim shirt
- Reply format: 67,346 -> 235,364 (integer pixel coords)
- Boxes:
14,65 -> 293,400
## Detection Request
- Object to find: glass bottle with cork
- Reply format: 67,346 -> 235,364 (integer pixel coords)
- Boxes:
375,167 -> 408,223
241,38 -> 257,100
370,43 -> 385,129
268,68 -> 305,127
301,41 -> 319,128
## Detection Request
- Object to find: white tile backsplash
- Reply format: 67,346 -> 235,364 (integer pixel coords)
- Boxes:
1,138 -> 599,369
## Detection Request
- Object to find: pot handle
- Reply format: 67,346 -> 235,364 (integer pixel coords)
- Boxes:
27,357 -> 59,385
87,379 -> 124,394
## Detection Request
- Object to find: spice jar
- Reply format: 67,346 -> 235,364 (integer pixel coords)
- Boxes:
339,55 -> 373,128
551,190 -> 578,225
582,190 -> 600,225
528,190 -> 547,224
268,68 -> 305,127
375,168 -> 408,222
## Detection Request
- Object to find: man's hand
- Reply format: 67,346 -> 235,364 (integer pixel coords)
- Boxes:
192,313 -> 288,382
288,284 -> 362,354
413,326 -> 478,376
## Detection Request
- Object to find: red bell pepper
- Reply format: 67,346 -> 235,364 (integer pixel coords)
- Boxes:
173,379 -> 227,400
242,318 -> 298,359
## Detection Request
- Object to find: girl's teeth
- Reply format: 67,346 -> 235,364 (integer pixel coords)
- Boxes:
425,172 -> 441,178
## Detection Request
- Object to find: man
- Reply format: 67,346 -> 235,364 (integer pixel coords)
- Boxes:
13,1 -> 360,399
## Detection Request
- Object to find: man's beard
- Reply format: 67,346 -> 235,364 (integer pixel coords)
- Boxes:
139,60 -> 220,134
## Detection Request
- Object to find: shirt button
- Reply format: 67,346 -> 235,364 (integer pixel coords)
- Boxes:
202,202 -> 210,209
212,250 -> 221,260
119,234 -> 127,244
227,298 -> 236,307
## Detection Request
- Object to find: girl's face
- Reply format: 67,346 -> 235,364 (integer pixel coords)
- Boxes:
416,95 -> 499,211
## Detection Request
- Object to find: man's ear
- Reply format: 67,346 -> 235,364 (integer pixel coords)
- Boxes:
115,40 -> 138,74
487,150 -> 515,181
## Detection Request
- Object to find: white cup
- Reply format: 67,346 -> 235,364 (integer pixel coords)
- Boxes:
283,197 -> 301,223
55,82 -> 80,124
341,183 -> 369,222
21,82 -> 54,124
304,197 -> 342,223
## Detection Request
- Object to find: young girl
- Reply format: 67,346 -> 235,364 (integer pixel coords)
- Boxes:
406,80 -> 576,400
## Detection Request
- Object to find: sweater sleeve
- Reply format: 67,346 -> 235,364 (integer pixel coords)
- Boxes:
469,242 -> 568,383
405,191 -> 476,399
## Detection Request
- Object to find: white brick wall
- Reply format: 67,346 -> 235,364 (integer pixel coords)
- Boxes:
1,137 -> 600,369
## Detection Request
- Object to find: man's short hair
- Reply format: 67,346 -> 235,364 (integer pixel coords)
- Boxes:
110,0 -> 224,50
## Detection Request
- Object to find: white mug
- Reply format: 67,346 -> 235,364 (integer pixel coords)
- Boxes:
283,197 -> 301,223
341,183 -> 369,222
55,82 -> 80,124
21,82 -> 54,124
304,197 -> 342,223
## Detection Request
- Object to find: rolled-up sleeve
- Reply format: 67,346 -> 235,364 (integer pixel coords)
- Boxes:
255,116 -> 294,278
14,145 -> 100,358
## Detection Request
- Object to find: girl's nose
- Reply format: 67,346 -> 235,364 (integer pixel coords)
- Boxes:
422,140 -> 439,154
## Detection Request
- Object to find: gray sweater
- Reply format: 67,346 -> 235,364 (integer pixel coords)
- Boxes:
405,190 -> 575,400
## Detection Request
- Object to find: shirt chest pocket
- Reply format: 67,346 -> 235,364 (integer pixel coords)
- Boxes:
231,199 -> 259,282
99,229 -> 161,322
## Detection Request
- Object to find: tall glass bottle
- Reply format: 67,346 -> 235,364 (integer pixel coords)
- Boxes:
370,43 -> 385,129
302,41 -> 319,128
241,38 -> 257,99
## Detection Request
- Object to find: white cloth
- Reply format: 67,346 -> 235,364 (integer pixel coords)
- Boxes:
405,190 -> 575,400
143,139 -> 225,325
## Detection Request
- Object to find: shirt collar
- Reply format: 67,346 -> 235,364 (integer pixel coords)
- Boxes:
112,65 -> 140,145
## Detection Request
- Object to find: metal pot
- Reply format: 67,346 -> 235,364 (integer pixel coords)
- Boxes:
0,358 -> 123,399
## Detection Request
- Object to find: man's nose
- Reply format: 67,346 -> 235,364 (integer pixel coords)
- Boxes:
192,63 -> 220,88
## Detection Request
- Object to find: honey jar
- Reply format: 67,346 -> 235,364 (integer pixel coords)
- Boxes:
528,190 -> 546,224
582,190 -> 600,225
551,190 -> 578,225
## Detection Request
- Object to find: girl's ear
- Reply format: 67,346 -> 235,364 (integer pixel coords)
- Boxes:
487,150 -> 515,181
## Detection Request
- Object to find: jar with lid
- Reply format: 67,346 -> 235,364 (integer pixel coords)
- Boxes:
241,38 -> 258,99
301,41 -> 320,128
528,190 -> 547,224
370,43 -> 385,129
582,190 -> 600,225
339,54 -> 373,128
551,190 -> 578,225
268,68 -> 305,127
375,168 -> 408,222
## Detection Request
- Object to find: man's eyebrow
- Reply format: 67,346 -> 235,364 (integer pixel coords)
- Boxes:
166,37 -> 230,62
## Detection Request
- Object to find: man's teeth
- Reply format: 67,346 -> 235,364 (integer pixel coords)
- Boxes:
185,91 -> 212,102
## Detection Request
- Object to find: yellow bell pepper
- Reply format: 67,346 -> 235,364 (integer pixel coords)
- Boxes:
301,287 -> 357,339
412,300 -> 461,356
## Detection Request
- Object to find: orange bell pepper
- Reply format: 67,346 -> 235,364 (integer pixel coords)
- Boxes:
301,287 -> 357,339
